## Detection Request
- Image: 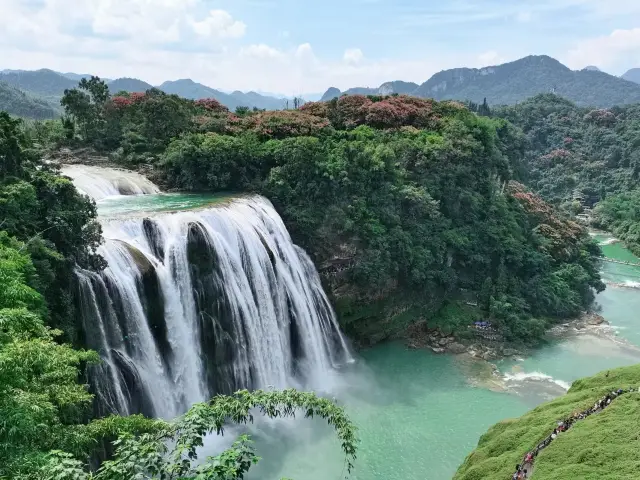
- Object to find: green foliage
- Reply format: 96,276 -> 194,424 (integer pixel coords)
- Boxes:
40,389 -> 358,480
49,88 -> 603,343
454,364 -> 640,480
150,99 -> 602,343
0,111 -> 102,336
61,76 -> 111,147
493,94 -> 640,207
0,240 -> 95,479
0,81 -> 58,120
594,190 -> 640,256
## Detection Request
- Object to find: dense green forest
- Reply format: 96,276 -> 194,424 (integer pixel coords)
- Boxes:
594,191 -> 640,256
0,81 -> 59,120
492,94 -> 640,207
0,109 -> 356,479
47,78 -> 604,345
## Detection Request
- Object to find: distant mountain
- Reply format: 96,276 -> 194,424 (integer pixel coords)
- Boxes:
622,68 -> 640,84
59,72 -> 109,82
108,77 -> 154,94
320,56 -> 640,108
230,90 -> 288,110
159,79 -> 293,111
159,79 -> 224,100
0,68 -> 77,98
0,81 -> 59,119
583,66 -> 601,72
320,81 -> 419,102
320,87 -> 343,102
413,55 -> 640,107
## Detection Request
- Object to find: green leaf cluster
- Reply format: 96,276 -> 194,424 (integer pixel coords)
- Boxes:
41,389 -> 357,480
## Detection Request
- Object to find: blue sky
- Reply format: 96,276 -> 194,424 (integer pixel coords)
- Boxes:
1,0 -> 639,95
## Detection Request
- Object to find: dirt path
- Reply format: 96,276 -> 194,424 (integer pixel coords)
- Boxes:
511,387 -> 638,479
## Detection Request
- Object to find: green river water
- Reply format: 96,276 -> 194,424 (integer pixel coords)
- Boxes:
250,232 -> 640,480
98,195 -> 640,480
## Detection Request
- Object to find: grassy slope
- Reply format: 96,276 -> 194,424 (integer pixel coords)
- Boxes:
454,365 -> 640,480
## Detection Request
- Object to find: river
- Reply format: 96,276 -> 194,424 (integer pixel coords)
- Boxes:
65,168 -> 640,480
248,234 -> 640,480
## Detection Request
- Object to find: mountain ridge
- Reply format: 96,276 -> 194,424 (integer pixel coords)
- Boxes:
0,69 -> 306,114
320,55 -> 640,108
622,68 -> 640,84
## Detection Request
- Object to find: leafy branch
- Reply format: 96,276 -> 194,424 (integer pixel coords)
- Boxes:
41,389 -> 358,480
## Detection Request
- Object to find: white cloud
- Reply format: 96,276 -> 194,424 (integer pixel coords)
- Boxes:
295,43 -> 314,59
189,10 -> 246,39
0,0 -> 245,48
477,51 -> 506,66
565,28 -> 640,70
343,48 -> 364,65
240,44 -> 284,59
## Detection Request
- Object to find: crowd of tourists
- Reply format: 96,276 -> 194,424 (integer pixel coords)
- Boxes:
511,387 -> 639,479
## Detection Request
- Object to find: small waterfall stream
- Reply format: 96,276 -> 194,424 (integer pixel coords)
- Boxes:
65,166 -> 351,419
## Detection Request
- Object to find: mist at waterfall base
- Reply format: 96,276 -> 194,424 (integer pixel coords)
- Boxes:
63,166 -> 640,480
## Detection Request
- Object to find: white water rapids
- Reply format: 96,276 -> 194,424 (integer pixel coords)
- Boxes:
66,166 -> 352,419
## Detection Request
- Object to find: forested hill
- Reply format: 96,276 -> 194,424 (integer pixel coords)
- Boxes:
321,55 -> 640,108
482,93 -> 640,272
490,93 -> 640,215
0,81 -> 59,119
622,68 -> 640,84
414,55 -> 640,107
320,81 -> 420,101
0,69 -> 299,116
42,82 -> 604,347
107,77 -> 154,93
0,68 -> 77,99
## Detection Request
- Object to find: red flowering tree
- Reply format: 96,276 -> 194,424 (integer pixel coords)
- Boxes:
541,148 -> 572,162
299,101 -> 329,118
109,92 -> 147,110
246,110 -> 331,139
195,98 -> 229,114
509,182 -> 583,258
583,109 -> 616,126
335,95 -> 373,128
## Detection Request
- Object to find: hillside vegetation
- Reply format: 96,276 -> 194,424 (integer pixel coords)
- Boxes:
0,109 -> 356,480
0,69 -> 300,117
454,364 -> 640,480
594,190 -> 640,256
48,80 -> 604,345
492,94 -> 640,208
0,81 -> 59,119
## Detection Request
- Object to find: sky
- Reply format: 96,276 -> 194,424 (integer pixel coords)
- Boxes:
1,0 -> 640,96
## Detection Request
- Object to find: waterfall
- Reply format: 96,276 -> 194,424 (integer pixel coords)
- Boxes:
72,169 -> 351,419
62,164 -> 160,200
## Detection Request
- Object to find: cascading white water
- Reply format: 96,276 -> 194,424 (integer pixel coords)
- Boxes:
61,164 -> 160,200
72,168 -> 351,419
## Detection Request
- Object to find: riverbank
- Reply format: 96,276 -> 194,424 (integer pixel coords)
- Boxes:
404,311 -> 608,361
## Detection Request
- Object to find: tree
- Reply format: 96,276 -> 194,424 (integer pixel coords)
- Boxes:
41,389 -> 358,480
61,76 -> 110,145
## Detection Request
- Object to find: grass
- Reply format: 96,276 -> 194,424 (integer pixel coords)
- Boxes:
453,364 -> 640,480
